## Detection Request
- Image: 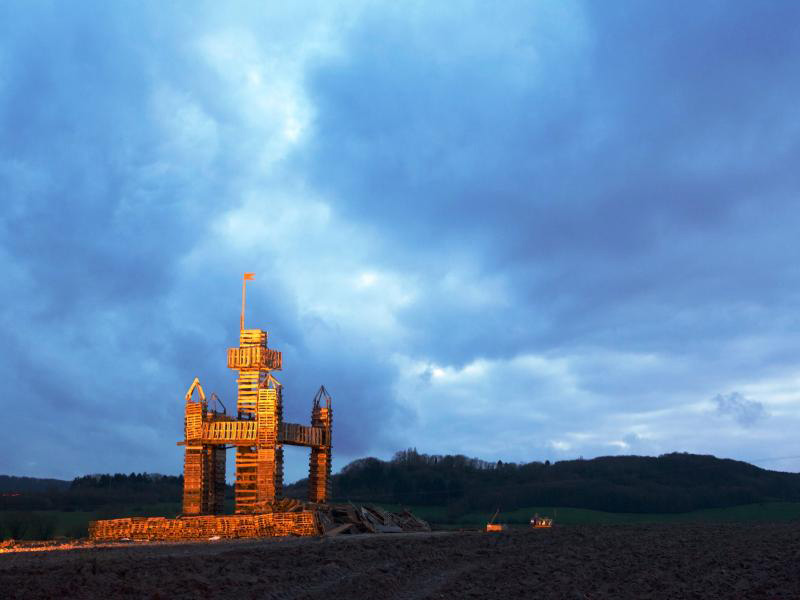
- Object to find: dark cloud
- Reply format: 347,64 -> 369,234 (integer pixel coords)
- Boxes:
1,1 -> 799,479
0,4 -> 262,470
713,392 -> 766,427
303,1 -> 800,371
0,1 -> 411,479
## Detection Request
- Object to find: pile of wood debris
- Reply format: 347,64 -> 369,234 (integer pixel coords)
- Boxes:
88,499 -> 430,542
315,503 -> 431,536
263,498 -> 431,536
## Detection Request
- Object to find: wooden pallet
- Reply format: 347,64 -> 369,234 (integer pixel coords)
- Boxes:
89,511 -> 318,542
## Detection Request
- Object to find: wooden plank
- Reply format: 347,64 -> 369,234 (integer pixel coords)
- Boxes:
324,523 -> 353,537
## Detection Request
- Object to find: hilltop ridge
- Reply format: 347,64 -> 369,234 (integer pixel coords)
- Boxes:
3,452 -> 799,514
288,450 -> 800,514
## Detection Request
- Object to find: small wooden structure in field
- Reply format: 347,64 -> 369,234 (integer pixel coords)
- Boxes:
530,514 -> 553,529
485,508 -> 507,532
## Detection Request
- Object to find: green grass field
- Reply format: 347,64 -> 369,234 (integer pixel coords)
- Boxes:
0,503 -> 182,540
3,501 -> 800,540
377,502 -> 800,528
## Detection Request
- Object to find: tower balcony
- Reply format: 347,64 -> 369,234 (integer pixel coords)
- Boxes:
227,345 -> 282,370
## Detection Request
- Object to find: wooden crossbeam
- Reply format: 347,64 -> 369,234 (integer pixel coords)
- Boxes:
279,422 -> 329,447
183,420 -> 329,448
203,420 -> 258,443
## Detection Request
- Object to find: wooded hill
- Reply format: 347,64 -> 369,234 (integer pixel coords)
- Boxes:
0,475 -> 70,494
0,473 -> 185,511
288,450 -> 800,514
3,451 -> 799,514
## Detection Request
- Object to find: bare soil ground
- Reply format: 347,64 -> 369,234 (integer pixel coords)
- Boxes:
2,522 -> 799,599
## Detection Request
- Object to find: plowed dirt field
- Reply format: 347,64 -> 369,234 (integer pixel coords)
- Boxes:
2,522 -> 799,599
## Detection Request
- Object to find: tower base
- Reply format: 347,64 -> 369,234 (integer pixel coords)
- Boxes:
88,502 -> 431,542
89,511 -> 317,542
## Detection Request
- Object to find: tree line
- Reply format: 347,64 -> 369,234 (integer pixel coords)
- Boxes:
288,449 -> 800,514
4,451 -> 800,517
0,473 -> 186,511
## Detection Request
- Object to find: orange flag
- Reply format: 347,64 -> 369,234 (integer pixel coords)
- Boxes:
244,272 -> 255,280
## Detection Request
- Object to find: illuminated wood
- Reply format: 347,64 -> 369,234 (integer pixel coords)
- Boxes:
227,346 -> 282,370
91,274 -> 338,540
89,512 -> 317,541
176,280 -> 333,516
182,446 -> 203,516
308,388 -> 333,504
204,420 -> 257,443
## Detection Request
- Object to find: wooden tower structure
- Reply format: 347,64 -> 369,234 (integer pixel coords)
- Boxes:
179,274 -> 333,515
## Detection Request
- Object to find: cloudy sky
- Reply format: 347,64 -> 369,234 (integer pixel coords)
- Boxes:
2,1 -> 799,482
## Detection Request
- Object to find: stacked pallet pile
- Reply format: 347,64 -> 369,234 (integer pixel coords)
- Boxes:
89,511 -> 316,542
88,501 -> 429,542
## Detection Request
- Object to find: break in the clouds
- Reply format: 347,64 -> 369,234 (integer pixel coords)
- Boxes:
1,1 -> 799,481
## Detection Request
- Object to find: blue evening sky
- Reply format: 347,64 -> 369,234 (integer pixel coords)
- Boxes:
1,1 -> 799,481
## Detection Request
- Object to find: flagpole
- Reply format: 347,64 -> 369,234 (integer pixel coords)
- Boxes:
241,273 -> 255,331
241,277 -> 246,331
